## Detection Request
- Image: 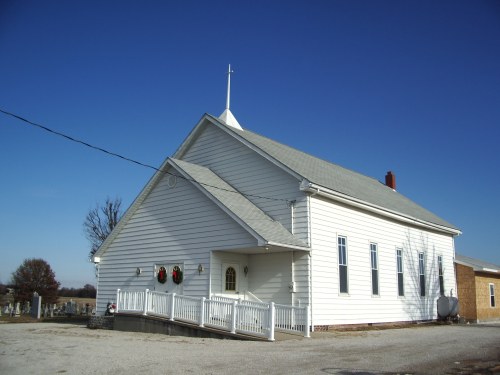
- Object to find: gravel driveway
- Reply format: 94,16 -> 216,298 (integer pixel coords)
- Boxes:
0,322 -> 499,374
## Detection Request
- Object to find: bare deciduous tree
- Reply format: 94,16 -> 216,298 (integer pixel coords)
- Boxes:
84,197 -> 123,258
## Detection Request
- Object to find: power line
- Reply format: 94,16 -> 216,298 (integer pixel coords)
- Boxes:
0,108 -> 290,204
0,108 -> 159,172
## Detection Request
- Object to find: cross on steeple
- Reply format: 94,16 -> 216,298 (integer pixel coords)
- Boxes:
226,64 -> 233,110
219,64 -> 242,130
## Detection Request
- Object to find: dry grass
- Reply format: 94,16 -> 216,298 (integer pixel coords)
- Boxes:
0,315 -> 39,324
0,315 -> 90,324
0,297 -> 95,324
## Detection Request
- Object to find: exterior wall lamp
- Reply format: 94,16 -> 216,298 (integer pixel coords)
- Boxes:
198,264 -> 204,275
244,266 -> 249,276
136,267 -> 142,276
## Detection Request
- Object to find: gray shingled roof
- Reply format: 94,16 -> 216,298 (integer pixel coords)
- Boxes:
169,158 -> 308,249
207,115 -> 459,231
455,254 -> 500,273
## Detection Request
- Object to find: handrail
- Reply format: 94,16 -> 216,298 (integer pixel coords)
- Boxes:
116,289 -> 309,340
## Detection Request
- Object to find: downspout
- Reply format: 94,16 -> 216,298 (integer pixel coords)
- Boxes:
289,200 -> 296,307
291,251 -> 295,307
208,251 -> 213,298
307,194 -> 314,332
451,236 -> 457,298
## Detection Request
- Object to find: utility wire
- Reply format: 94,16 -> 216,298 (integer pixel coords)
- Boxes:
1,108 -> 159,172
0,108 -> 290,204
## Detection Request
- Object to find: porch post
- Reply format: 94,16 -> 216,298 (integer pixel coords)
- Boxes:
199,297 -> 205,327
230,300 -> 237,334
143,289 -> 149,316
304,306 -> 310,338
169,293 -> 176,321
268,302 -> 275,341
115,289 -> 120,314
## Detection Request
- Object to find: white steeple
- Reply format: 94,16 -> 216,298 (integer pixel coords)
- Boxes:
219,64 -> 243,130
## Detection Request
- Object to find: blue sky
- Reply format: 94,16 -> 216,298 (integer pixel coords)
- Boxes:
1,1 -> 499,288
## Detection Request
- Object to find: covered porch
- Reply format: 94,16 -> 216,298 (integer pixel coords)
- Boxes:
210,245 -> 310,308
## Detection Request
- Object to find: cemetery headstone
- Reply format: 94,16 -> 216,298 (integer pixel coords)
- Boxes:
31,292 -> 42,319
66,300 -> 76,316
14,302 -> 21,317
21,301 -> 29,315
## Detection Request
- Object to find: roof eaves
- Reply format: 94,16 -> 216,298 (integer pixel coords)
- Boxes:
302,181 -> 462,235
455,255 -> 500,273
92,158 -> 171,261
172,113 -> 211,160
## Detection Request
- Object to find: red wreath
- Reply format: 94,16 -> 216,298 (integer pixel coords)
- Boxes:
157,266 -> 167,284
172,266 -> 183,284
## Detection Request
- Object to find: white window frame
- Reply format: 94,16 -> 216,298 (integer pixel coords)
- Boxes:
437,255 -> 445,296
490,283 -> 496,308
338,236 -> 348,294
370,243 -> 379,296
418,252 -> 426,297
396,248 -> 404,297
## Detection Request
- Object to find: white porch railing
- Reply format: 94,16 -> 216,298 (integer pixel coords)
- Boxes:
116,289 -> 310,340
275,303 -> 309,336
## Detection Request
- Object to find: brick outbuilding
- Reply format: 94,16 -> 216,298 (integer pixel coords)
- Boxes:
455,254 -> 500,322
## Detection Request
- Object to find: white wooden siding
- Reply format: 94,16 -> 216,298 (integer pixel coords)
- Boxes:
309,195 -> 457,325
248,252 -> 292,305
292,251 -> 311,308
96,172 -> 257,314
182,124 -> 309,244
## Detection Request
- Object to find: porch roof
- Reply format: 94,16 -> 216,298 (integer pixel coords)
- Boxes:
455,254 -> 500,274
169,158 -> 309,250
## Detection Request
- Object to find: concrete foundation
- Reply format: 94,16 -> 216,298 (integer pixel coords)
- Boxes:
113,313 -> 266,341
88,315 -> 114,330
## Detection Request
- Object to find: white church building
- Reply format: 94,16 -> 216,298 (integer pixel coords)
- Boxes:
93,71 -> 460,329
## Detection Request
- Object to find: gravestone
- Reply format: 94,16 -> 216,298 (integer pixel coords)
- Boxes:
66,300 -> 76,316
31,292 -> 42,319
14,302 -> 21,317
23,301 -> 30,314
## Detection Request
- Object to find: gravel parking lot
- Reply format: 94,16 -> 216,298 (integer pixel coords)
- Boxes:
0,322 -> 499,374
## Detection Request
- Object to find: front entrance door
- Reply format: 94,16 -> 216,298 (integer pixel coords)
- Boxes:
222,263 -> 240,296
154,263 -> 184,295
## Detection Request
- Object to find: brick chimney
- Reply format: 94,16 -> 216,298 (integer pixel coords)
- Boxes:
385,171 -> 396,190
